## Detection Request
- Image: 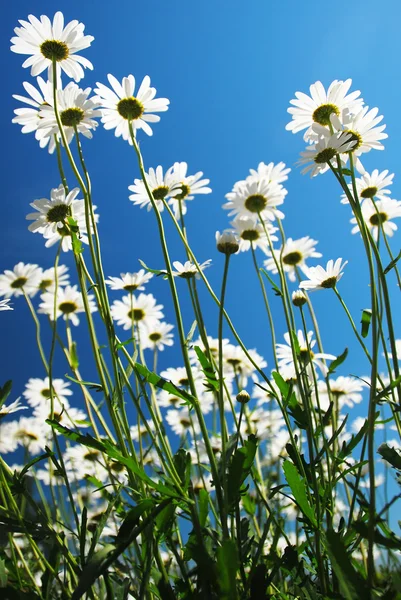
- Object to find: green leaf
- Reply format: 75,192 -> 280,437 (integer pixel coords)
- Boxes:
353,520 -> 401,550
271,371 -> 290,401
0,558 -> 7,587
46,420 -> 183,498
337,415 -> 372,460
138,259 -> 167,276
227,435 -> 258,510
324,529 -> 366,599
186,320 -> 198,345
328,347 -> 348,375
217,539 -> 239,600
71,544 -> 116,600
376,374 -> 401,401
198,488 -> 209,527
70,342 -> 79,370
155,502 -> 176,537
260,268 -> 282,296
67,216 -> 83,255
194,345 -> 219,392
286,393 -> 308,429
116,500 -> 155,543
64,374 -> 103,392
282,460 -> 317,527
114,337 -> 135,350
384,248 -> 401,274
338,167 -> 353,177
378,443 -> 401,470
173,449 -> 192,490
361,309 -> 372,338
19,451 -> 52,479
0,381 -> 12,409
134,363 -> 195,405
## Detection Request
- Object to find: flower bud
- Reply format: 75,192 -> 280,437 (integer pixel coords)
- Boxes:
216,230 -> 239,255
292,290 -> 307,307
236,390 -> 250,404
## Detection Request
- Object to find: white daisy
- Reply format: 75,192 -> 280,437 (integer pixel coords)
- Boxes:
291,290 -> 307,307
39,284 -> 96,326
351,198 -> 401,240
129,419 -> 156,443
128,165 -> 182,212
340,169 -> 394,205
105,270 -> 153,292
26,185 -> 80,236
263,236 -> 322,282
224,178 -> 286,221
165,408 -> 200,437
224,344 -> 267,386
299,258 -> 348,291
42,196 -> 98,252
316,377 -> 364,412
232,216 -> 277,252
111,293 -> 163,331
247,161 -> 291,185
286,79 -> 363,140
140,322 -> 174,351
94,74 -> 169,140
11,12 -> 94,82
0,263 -> 42,298
37,82 -> 101,144
276,330 -> 335,376
297,132 -> 357,177
33,403 -> 87,428
172,259 -> 211,279
37,264 -> 70,292
0,299 -> 13,311
0,421 -> 19,453
167,162 -> 212,217
0,398 -> 27,416
10,416 -> 49,455
12,77 -> 56,152
23,377 -> 72,408
188,335 -> 230,365
216,230 -> 240,255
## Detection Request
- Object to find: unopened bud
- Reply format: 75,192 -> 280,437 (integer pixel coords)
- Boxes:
292,290 -> 307,307
216,230 -> 239,255
236,390 -> 250,404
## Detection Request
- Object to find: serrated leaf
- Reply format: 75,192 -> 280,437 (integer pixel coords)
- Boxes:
134,363 -> 195,405
217,539 -> 239,600
194,345 -> 219,392
227,435 -> 258,510
282,460 -> 317,527
138,259 -> 167,276
378,443 -> 401,470
260,268 -> 282,296
328,348 -> 348,375
0,381 -> 12,409
384,248 -> 401,274
361,309 -> 372,338
324,529 -> 366,599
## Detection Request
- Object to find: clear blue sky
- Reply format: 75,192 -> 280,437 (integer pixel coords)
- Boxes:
2,0 -> 401,435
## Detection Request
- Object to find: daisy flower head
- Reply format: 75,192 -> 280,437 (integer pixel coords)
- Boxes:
286,79 -> 363,141
224,177 -> 286,221
276,330 -> 335,376
94,74 -> 169,141
351,197 -> 401,240
299,258 -> 348,291
167,162 -> 212,217
141,322 -> 174,351
128,165 -> 182,212
111,293 -> 163,331
223,344 -> 267,387
232,216 -> 278,252
105,270 -> 153,292
11,12 -> 94,81
0,299 -> 13,311
0,263 -> 42,298
340,169 -> 394,205
316,376 -> 364,412
172,259 -> 211,279
37,82 -> 101,145
39,284 -> 96,326
216,230 -> 240,255
264,236 -> 322,282
0,398 -> 27,417
247,161 -> 291,185
26,185 -> 80,236
37,264 -> 70,292
292,290 -> 307,307
297,131 -> 357,178
166,408 -> 200,438
23,376 -> 72,408
12,77 -> 56,153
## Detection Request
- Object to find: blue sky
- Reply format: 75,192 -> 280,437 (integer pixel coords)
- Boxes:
2,0 -> 401,468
